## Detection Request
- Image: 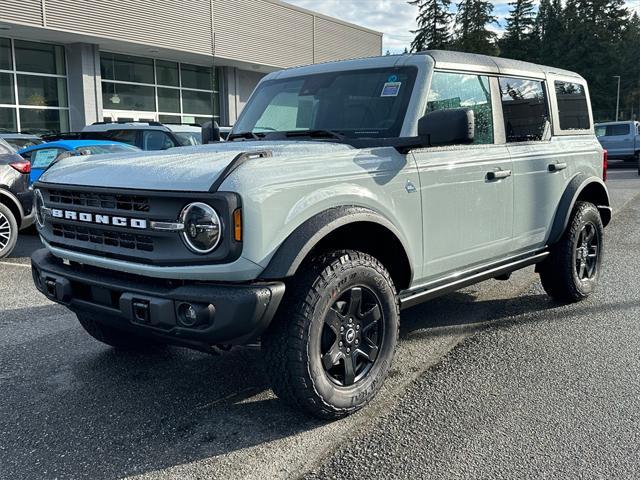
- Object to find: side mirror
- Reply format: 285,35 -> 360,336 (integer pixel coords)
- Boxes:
418,108 -> 475,147
202,120 -> 221,144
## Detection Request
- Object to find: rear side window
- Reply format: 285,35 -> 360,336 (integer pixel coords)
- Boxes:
142,130 -> 175,150
554,81 -> 590,130
499,77 -> 549,142
427,72 -> 494,144
605,124 -> 630,136
107,130 -> 138,146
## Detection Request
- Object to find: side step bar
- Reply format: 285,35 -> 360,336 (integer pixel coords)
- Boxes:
399,251 -> 549,310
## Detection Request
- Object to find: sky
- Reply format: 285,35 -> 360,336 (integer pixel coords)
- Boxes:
286,0 -> 640,53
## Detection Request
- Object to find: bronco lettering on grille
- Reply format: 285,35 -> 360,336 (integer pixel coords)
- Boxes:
50,209 -> 147,229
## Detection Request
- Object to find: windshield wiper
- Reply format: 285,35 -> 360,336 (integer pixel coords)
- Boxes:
227,131 -> 266,141
283,129 -> 346,140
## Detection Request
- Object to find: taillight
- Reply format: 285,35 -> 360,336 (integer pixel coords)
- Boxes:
602,149 -> 608,182
10,161 -> 30,174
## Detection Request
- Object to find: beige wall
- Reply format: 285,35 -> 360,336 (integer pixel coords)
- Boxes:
0,0 -> 382,68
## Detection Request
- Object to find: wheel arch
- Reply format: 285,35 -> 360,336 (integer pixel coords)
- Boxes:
548,175 -> 611,245
0,188 -> 24,228
260,206 -> 414,291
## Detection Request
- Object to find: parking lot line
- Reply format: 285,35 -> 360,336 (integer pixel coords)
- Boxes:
0,261 -> 31,268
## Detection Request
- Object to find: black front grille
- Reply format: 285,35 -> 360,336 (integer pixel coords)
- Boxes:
52,223 -> 154,252
48,189 -> 150,213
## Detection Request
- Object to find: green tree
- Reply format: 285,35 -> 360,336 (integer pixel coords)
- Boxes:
453,0 -> 498,55
531,0 -> 564,65
409,0 -> 453,52
499,0 -> 536,60
559,0 -> 629,118
619,13 -> 640,119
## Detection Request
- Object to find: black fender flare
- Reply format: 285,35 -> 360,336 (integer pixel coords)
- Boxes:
260,206 -> 414,283
547,175 -> 611,245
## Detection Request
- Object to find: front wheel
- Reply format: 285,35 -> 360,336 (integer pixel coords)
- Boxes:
539,201 -> 604,302
262,250 -> 399,419
0,203 -> 18,259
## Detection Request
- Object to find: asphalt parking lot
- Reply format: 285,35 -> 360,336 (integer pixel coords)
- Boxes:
0,163 -> 638,480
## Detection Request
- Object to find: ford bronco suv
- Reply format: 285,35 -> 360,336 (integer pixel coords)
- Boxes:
31,51 -> 610,419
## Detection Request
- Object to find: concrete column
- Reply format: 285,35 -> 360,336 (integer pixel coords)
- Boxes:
65,43 -> 102,131
223,67 -> 238,126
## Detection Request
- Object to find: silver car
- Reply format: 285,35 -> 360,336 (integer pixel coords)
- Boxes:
31,51 -> 610,418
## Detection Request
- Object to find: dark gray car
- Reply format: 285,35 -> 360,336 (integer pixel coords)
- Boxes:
0,137 -> 34,258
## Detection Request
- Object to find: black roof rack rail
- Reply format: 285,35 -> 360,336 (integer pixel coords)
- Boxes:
162,122 -> 202,127
41,131 -> 111,142
91,120 -> 164,126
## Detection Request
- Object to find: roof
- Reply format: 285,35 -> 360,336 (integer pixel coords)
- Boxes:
18,139 -> 131,154
0,133 -> 41,139
594,120 -> 639,126
422,50 -> 583,80
83,123 -> 170,132
268,50 -> 584,81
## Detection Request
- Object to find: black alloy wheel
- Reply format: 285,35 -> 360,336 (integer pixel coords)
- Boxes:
321,286 -> 384,387
574,222 -> 600,282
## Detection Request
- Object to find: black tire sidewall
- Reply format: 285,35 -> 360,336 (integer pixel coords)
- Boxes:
305,258 -> 398,411
0,203 -> 18,259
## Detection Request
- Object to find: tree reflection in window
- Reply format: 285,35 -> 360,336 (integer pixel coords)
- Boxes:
499,77 -> 549,142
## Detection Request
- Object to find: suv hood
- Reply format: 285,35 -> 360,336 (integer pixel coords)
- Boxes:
38,141 -> 354,192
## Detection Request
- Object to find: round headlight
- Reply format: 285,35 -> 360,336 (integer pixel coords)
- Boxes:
179,202 -> 222,254
34,189 -> 45,228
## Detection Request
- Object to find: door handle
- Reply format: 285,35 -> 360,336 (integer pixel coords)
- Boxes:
487,169 -> 512,181
548,162 -> 568,172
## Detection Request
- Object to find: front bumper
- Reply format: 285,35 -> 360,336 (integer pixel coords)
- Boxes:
31,249 -> 285,349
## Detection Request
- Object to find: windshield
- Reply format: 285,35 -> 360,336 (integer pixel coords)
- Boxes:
233,67 -> 417,139
74,144 -> 139,155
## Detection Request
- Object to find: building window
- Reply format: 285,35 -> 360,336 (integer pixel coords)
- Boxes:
0,38 -> 69,134
100,52 -> 221,125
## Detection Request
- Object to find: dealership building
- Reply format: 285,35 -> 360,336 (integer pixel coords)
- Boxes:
0,0 -> 382,134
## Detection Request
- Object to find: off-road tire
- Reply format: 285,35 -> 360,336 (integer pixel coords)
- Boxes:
262,250 -> 399,419
77,313 -> 164,351
0,202 -> 18,259
539,201 -> 604,302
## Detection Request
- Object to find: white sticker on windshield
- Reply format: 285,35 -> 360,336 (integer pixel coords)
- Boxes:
381,82 -> 401,97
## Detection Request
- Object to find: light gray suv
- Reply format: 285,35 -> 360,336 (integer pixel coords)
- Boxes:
31,51 -> 611,418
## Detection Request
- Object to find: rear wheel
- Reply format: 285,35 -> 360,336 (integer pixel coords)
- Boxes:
539,201 -> 604,302
262,250 -> 399,419
77,313 -> 164,351
0,203 -> 18,259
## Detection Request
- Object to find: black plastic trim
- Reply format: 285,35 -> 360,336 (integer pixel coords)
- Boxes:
31,249 -> 285,347
260,206 -> 413,283
400,250 -> 549,310
34,183 -> 243,266
547,175 -> 611,245
208,150 -> 272,192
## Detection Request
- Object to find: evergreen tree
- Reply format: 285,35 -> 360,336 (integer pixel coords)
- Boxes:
453,0 -> 498,55
409,0 -> 453,52
531,0 -> 564,65
619,13 -> 640,119
499,0 -> 536,60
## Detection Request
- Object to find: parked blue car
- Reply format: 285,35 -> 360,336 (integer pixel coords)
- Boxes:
19,140 -> 140,184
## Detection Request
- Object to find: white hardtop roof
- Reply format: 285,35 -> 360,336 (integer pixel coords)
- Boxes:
265,50 -> 585,82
